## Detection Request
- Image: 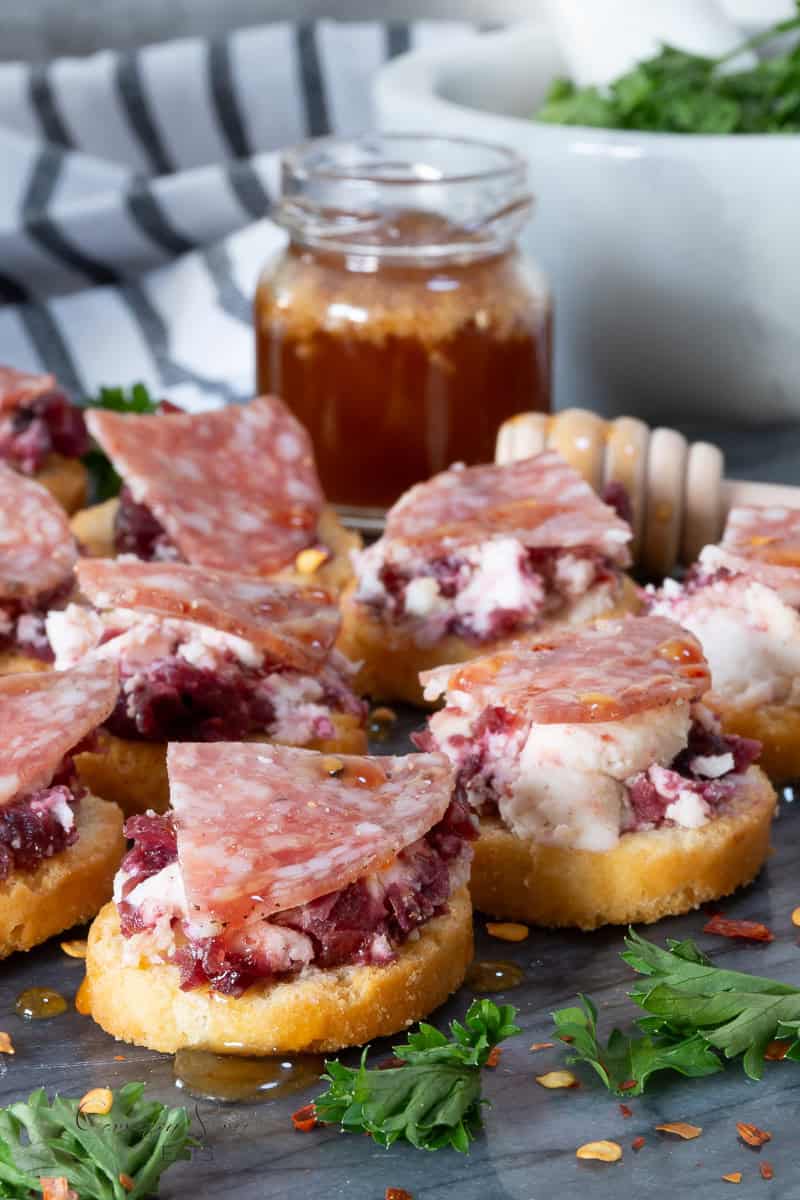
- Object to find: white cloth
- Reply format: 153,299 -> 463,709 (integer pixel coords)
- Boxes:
0,20 -> 479,410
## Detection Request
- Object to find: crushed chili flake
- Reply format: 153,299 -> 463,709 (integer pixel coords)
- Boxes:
114,1055 -> 126,1061
385,1190 -> 413,1200
632,1136 -> 645,1152
536,1070 -> 579,1089
486,1046 -> 502,1068
529,1042 -> 555,1052
760,1163 -> 775,1181
0,1032 -> 14,1055
40,1179 -> 77,1200
378,1056 -> 406,1070
60,939 -> 87,959
291,1103 -> 318,1132
703,914 -> 774,942
791,907 -> 800,928
576,1140 -> 622,1163
78,1087 -> 113,1116
737,1122 -> 771,1147
119,1174 -> 134,1192
619,1104 -> 633,1118
722,1173 -> 742,1184
619,1079 -> 637,1091
655,1122 -> 702,1140
764,1039 -> 790,1061
559,1034 -> 575,1044
486,922 -> 529,942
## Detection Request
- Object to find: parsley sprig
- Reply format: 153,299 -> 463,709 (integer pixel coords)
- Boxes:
81,383 -> 159,502
536,5 -> 800,133
315,999 -> 520,1152
0,1083 -> 194,1198
552,929 -> 800,1096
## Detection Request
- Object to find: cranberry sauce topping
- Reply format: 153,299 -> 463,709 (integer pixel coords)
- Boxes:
105,655 -> 365,744
0,392 -> 88,475
118,792 -> 476,996
376,544 -> 614,644
0,577 -> 73,663
113,486 -> 182,561
0,758 -> 84,880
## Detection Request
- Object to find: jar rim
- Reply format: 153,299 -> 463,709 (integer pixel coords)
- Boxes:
280,132 -> 527,188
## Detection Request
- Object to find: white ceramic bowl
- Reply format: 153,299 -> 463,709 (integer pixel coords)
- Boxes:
375,24 -> 800,425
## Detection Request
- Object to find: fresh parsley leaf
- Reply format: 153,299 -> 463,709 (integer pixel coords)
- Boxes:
552,928 -> 800,1094
314,999 -> 520,1152
81,383 -> 160,502
0,1083 -> 195,1198
552,994 -> 721,1096
535,5 -> 800,134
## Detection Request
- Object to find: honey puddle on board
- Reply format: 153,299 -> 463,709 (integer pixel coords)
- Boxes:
465,960 -> 525,993
173,1049 -> 324,1104
15,988 -> 68,1020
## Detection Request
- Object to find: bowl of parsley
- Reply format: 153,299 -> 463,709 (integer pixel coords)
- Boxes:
375,11 -> 800,426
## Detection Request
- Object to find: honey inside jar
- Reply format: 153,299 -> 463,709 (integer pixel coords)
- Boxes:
256,136 -> 552,516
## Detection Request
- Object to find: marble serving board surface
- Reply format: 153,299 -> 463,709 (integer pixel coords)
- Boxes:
1,710 -> 798,1200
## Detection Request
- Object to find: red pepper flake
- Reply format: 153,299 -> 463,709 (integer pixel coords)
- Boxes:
703,914 -> 774,942
632,1136 -> 645,1152
486,1047 -> 502,1068
291,1103 -> 318,1132
559,1034 -> 575,1044
764,1040 -> 790,1061
385,1190 -> 413,1200
619,1079 -> 637,1091
722,1173 -> 742,1184
760,1162 -> 775,1181
737,1122 -> 771,1148
118,1175 -> 134,1192
378,1056 -> 406,1070
619,1104 -> 633,1118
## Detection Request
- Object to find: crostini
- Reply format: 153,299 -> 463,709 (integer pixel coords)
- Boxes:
0,366 -> 89,513
85,743 -> 474,1054
47,558 -> 368,815
0,661 -> 124,957
338,451 -> 639,705
70,395 -> 359,592
649,504 -> 800,782
419,614 -> 775,930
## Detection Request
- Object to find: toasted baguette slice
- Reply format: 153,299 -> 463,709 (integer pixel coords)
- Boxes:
85,886 -> 473,1054
0,794 -> 124,958
470,767 -> 776,931
70,500 -> 359,594
75,714 -> 369,817
35,454 -> 88,515
338,575 -> 641,706
716,702 -> 800,785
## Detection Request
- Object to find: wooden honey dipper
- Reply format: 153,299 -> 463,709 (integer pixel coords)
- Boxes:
495,409 -> 799,578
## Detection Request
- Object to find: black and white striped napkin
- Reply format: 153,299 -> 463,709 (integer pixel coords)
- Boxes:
0,20 -> 479,409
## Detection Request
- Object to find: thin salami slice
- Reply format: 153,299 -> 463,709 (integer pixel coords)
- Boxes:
0,366 -> 55,413
76,558 -> 339,670
421,614 -> 709,724
87,397 -> 324,575
0,660 -> 118,806
167,743 -> 454,925
0,463 -> 77,599
386,451 -> 632,563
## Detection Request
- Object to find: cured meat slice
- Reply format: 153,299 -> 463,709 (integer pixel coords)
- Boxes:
0,463 -> 77,598
87,397 -> 324,575
0,660 -> 118,806
76,558 -> 339,670
167,743 -> 454,925
0,366 -> 55,412
421,614 -> 709,724
722,505 -> 800,564
385,451 -> 632,563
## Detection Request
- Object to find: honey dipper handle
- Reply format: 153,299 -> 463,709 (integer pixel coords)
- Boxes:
495,409 -> 732,576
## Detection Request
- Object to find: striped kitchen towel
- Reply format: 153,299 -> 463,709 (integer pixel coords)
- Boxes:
0,20 -> 479,410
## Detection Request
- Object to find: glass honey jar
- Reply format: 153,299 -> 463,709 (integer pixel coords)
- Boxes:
255,134 -> 552,522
